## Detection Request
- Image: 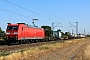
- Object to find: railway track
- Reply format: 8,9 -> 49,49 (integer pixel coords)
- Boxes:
37,38 -> 90,60
0,39 -> 64,53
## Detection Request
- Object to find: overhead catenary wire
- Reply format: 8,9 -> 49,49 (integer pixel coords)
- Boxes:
69,22 -> 76,27
22,0 -> 55,25
35,0 -> 52,15
23,0 -> 38,9
23,0 -> 52,18
0,8 -> 51,27
35,0 -> 70,27
3,0 -> 69,27
34,0 -> 63,21
23,0 -> 67,27
0,9 -> 32,18
3,0 -> 54,21
2,0 -> 69,28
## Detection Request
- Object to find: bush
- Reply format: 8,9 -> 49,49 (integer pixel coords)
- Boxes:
0,52 -> 10,57
39,46 -> 49,50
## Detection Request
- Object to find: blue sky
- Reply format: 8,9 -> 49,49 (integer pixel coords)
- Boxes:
0,0 -> 90,34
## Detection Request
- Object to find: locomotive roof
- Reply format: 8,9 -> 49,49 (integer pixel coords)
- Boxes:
17,23 -> 25,24
7,24 -> 18,26
25,24 -> 42,29
7,23 -> 43,29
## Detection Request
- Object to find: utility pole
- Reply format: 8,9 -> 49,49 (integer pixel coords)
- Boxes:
69,22 -> 78,37
52,22 -> 54,37
52,22 -> 54,31
84,29 -> 85,35
52,22 -> 63,38
76,22 -> 78,36
72,29 -> 73,34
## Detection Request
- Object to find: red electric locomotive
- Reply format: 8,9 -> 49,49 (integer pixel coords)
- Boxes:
5,22 -> 45,44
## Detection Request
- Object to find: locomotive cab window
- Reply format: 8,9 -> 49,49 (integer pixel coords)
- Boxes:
7,26 -> 18,30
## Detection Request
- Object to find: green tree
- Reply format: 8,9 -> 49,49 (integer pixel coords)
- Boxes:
64,32 -> 71,39
41,26 -> 52,37
61,32 -> 65,38
0,27 -> 2,37
0,27 -> 2,33
65,32 -> 71,36
57,29 -> 61,32
0,27 -> 5,37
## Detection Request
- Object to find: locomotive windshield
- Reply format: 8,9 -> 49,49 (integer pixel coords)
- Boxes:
7,26 -> 18,30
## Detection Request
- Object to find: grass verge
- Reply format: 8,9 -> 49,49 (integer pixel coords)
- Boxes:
0,38 -> 88,60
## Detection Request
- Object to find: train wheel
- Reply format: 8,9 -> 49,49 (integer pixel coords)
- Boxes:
34,39 -> 37,43
26,40 -> 30,44
44,39 -> 48,42
15,41 -> 19,45
30,39 -> 34,43
7,41 -> 11,45
20,40 -> 23,44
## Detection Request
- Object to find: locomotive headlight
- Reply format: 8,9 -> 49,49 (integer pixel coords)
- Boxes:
6,32 -> 10,34
14,32 -> 18,34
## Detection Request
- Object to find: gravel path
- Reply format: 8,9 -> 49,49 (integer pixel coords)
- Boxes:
73,39 -> 90,60
37,39 -> 90,60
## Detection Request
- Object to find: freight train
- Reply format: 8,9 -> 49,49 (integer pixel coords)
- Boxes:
5,23 -> 46,44
5,22 -> 86,44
